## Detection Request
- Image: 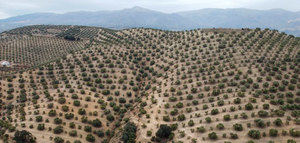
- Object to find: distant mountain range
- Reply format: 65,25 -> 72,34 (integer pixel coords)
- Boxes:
1,6 -> 300,36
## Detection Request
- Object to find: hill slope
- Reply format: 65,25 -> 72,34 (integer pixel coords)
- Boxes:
0,7 -> 300,36
0,26 -> 299,143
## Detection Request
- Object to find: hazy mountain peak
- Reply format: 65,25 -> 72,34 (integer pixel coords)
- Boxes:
0,7 -> 299,36
268,8 -> 290,12
124,6 -> 153,12
131,6 -> 147,10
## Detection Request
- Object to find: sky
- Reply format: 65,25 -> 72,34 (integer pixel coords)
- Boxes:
0,0 -> 299,19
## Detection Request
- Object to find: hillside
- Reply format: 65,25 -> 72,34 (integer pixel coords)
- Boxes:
0,7 -> 300,36
0,25 -> 299,143
0,25 -> 119,75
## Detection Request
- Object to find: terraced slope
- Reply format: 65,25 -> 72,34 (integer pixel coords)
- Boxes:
0,26 -> 299,143
119,28 -> 299,143
0,25 -> 120,76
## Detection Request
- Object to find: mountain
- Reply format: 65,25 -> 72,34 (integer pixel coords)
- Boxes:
177,8 -> 300,35
0,7 -> 300,36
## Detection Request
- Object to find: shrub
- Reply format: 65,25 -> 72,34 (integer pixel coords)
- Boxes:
255,119 -> 266,128
54,137 -> 64,143
65,113 -> 74,119
274,110 -> 285,117
37,124 -> 45,131
216,123 -> 224,130
211,109 -> 219,115
177,114 -> 186,121
234,98 -> 241,104
287,139 -> 297,143
263,104 -> 269,110
69,122 -> 75,128
48,110 -> 57,117
53,126 -> 63,134
273,118 -> 283,126
188,120 -> 195,126
163,116 -> 170,122
102,90 -> 110,95
95,130 -> 104,138
84,126 -> 92,132
233,123 -> 243,131
54,118 -> 62,124
289,129 -> 300,137
86,134 -> 95,142
269,129 -> 278,137
258,110 -> 269,117
248,130 -> 261,139
19,94 -> 27,102
197,126 -> 206,133
64,35 -> 77,41
205,117 -> 212,123
119,98 -> 126,103
147,131 -> 152,137
92,119 -> 102,127
13,130 -> 36,143
155,125 -> 173,140
58,97 -> 66,104
35,116 -> 43,122
223,114 -> 231,121
61,105 -> 69,112
230,133 -> 238,139
217,100 -> 224,106
245,103 -> 253,110
106,114 -> 115,122
73,100 -> 80,106
121,122 -> 137,143
69,130 -> 77,137
78,108 -> 86,115
208,132 -> 218,140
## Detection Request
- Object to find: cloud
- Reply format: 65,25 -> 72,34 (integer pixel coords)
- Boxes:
0,0 -> 299,19
0,11 -> 10,19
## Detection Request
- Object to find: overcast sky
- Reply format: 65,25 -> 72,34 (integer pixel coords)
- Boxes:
0,0 -> 299,19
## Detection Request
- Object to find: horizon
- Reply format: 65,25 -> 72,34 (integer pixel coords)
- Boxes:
1,6 -> 299,20
1,0 -> 300,19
